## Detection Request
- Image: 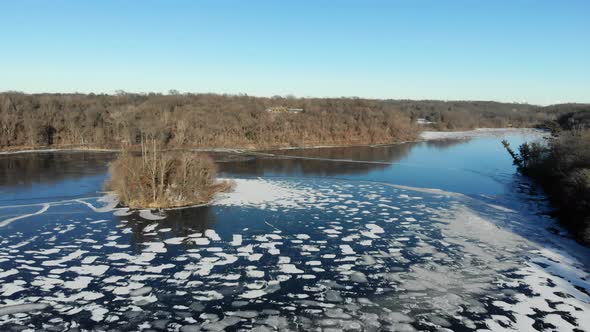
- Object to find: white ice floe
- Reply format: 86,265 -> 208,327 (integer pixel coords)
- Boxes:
1,280 -> 26,296
70,265 -> 109,276
0,268 -> 19,279
279,264 -> 304,274
230,234 -> 243,246
64,276 -> 93,290
246,269 -> 265,278
164,237 -> 185,245
143,242 -> 167,253
213,178 -> 309,209
42,249 -> 87,267
80,256 -> 99,264
340,245 -> 355,255
205,229 -> 221,241
240,289 -> 267,299
138,209 -> 166,220
193,290 -> 224,301
188,237 -> 210,246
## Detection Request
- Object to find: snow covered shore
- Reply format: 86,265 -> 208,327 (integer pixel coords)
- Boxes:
420,128 -> 546,140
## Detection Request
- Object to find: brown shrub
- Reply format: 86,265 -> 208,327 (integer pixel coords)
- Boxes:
107,146 -> 230,208
504,126 -> 590,245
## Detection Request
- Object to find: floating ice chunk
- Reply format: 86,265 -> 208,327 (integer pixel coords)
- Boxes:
366,224 -> 384,234
248,253 -> 263,261
146,264 -> 175,273
350,271 -> 369,283
130,287 -> 152,297
189,237 -> 210,246
237,244 -> 254,254
230,234 -> 243,246
1,280 -> 26,296
42,249 -> 87,267
113,282 -> 144,295
164,237 -> 186,245
81,256 -> 99,264
360,231 -> 380,239
325,290 -> 344,303
240,289 -> 267,299
109,252 -> 156,263
64,276 -> 93,290
205,229 -> 221,241
139,209 -> 166,220
0,269 -> 18,279
247,269 -> 265,278
70,265 -> 109,276
38,248 -> 61,255
215,253 -> 238,266
174,270 -> 192,280
143,242 -> 167,253
279,264 -> 304,274
193,290 -> 224,301
142,223 -> 157,233
87,305 -> 108,322
378,203 -> 400,210
340,245 -> 355,255
113,208 -> 132,216
301,245 -> 320,252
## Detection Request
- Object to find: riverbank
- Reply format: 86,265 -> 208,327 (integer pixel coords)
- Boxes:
0,128 -> 544,156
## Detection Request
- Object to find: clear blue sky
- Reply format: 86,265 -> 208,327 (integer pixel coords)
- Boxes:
1,1 -> 588,105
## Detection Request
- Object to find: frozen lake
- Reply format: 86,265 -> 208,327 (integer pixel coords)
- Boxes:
1,130 -> 589,331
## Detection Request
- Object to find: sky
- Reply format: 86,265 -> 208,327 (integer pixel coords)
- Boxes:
0,1 -> 588,105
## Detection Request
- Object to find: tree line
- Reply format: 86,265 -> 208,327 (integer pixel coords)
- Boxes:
502,105 -> 590,245
0,92 -> 571,150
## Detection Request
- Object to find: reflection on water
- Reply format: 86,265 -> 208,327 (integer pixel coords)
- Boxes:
0,152 -> 116,205
422,138 -> 471,149
218,143 -> 413,176
0,152 -> 115,188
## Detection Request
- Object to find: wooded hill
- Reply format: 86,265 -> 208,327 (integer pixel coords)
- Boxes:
0,92 -> 571,150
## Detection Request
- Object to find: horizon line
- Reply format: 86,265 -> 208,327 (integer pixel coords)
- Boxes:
4,90 -> 588,107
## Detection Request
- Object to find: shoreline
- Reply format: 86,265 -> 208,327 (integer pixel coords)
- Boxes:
0,128 -> 545,156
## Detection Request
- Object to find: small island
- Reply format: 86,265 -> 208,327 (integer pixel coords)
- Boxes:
107,141 -> 231,209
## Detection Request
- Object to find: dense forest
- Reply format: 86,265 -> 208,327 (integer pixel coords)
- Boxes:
503,106 -> 590,245
0,92 -> 572,151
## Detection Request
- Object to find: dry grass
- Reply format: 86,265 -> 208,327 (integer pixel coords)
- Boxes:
107,144 -> 230,209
